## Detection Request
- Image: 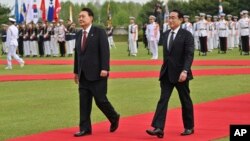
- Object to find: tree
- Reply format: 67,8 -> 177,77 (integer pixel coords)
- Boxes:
0,4 -> 11,25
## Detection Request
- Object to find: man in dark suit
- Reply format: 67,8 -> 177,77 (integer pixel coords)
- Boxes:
73,8 -> 120,137
146,9 -> 195,138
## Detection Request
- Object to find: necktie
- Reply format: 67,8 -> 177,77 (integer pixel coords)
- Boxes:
168,32 -> 174,51
81,30 -> 87,51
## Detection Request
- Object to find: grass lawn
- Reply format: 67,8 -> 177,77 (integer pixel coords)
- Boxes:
0,42 -> 249,141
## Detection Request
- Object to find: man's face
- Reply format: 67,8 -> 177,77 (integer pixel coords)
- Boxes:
169,12 -> 182,29
78,11 -> 93,28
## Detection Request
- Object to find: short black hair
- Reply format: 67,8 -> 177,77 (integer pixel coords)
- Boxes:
171,9 -> 184,19
81,8 -> 94,18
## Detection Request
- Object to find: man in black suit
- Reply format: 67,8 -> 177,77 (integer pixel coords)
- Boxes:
146,9 -> 195,138
73,8 -> 120,137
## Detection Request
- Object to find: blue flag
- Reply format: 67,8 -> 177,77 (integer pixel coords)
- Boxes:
47,0 -> 54,22
15,0 -> 20,23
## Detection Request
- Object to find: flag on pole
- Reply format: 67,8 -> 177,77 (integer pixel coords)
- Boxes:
40,0 -> 46,22
32,0 -> 39,24
69,3 -> 73,22
107,0 -> 111,20
19,1 -> 26,23
47,0 -> 54,22
218,0 -> 223,15
26,0 -> 33,24
54,0 -> 61,22
15,0 -> 20,23
164,0 -> 169,19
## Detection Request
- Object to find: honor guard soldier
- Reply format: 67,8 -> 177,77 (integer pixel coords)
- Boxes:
213,16 -> 219,49
1,24 -> 8,55
65,19 -> 72,56
206,15 -> 214,51
128,16 -> 138,56
238,10 -> 250,55
49,22 -> 59,57
163,17 -> 170,33
193,16 -> 200,50
182,15 -> 193,35
5,18 -> 25,69
146,15 -> 160,59
57,19 -> 66,57
218,13 -> 228,53
37,22 -> 44,57
197,13 -> 208,55
18,24 -> 24,57
233,16 -> 240,48
227,14 -> 235,49
23,24 -> 31,57
30,23 -> 38,57
106,23 -> 116,49
43,22 -> 51,57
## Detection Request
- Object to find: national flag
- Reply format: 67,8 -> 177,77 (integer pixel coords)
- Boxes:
218,0 -> 223,15
26,0 -> 33,24
19,1 -> 26,23
40,0 -> 46,22
15,0 -> 20,23
32,0 -> 39,24
54,0 -> 61,22
69,3 -> 73,22
47,0 -> 54,22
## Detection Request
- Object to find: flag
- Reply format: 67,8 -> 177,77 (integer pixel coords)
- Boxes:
218,0 -> 223,15
40,0 -> 46,22
54,0 -> 61,22
32,0 -> 39,24
15,0 -> 20,23
69,3 -> 73,22
47,0 -> 54,22
164,0 -> 169,19
107,0 -> 111,20
26,0 -> 33,24
19,1 -> 26,23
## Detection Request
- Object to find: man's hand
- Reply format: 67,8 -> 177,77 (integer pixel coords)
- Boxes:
178,71 -> 187,82
100,70 -> 109,77
74,74 -> 79,84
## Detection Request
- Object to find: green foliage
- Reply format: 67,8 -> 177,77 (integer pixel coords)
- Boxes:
0,4 -> 11,25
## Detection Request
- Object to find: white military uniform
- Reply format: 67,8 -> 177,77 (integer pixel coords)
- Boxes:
5,21 -> 24,69
238,14 -> 250,53
50,24 -> 59,56
227,15 -> 235,49
193,18 -> 200,50
218,17 -> 228,52
207,20 -> 214,51
128,23 -> 138,56
182,22 -> 193,35
146,22 -> 160,59
233,17 -> 240,48
213,17 -> 219,49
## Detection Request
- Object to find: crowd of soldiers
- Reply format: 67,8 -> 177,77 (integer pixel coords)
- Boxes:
165,10 -> 250,56
128,9 -> 250,59
1,19 -> 77,57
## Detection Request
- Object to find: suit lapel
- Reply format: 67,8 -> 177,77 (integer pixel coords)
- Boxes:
83,26 -> 95,53
164,30 -> 170,53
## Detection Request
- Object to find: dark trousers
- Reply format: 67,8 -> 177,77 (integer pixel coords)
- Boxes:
241,36 -> 249,52
38,40 -> 44,56
151,74 -> 194,130
219,37 -> 227,51
78,74 -> 118,131
58,41 -> 65,56
18,38 -> 24,56
199,37 -> 207,52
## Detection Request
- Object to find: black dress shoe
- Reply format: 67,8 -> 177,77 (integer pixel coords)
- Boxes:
146,128 -> 164,138
180,129 -> 194,136
74,130 -> 92,137
110,114 -> 120,132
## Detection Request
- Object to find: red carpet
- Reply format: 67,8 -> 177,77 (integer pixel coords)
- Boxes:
1,68 -> 250,82
1,59 -> 250,66
7,93 -> 250,141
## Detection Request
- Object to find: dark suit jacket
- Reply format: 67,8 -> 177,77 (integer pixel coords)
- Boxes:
74,26 -> 110,81
159,28 -> 194,83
